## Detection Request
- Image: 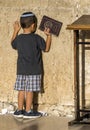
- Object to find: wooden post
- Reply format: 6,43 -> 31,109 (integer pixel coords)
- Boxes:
74,30 -> 80,120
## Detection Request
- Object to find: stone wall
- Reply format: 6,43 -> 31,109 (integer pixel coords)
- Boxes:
0,0 -> 90,116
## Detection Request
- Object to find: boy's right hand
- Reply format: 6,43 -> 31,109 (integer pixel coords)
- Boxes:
13,21 -> 21,33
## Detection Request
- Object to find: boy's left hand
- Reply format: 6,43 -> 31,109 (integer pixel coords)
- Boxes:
13,21 -> 21,33
44,27 -> 51,36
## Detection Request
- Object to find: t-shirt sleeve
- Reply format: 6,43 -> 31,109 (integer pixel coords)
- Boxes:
11,38 -> 17,50
37,35 -> 46,51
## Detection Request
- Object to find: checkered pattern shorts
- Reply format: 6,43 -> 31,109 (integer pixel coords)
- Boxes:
14,75 -> 41,92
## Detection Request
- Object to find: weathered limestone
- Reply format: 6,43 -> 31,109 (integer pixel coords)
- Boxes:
0,0 -> 90,116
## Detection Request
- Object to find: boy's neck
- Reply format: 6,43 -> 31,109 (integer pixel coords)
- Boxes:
23,28 -> 32,34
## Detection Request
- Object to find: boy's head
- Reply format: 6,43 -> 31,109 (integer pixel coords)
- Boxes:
20,12 -> 37,33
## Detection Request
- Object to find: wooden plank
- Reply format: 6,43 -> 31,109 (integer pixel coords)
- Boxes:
67,24 -> 90,30
67,15 -> 90,30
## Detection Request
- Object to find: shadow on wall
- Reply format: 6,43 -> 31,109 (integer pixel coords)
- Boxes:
21,124 -> 39,130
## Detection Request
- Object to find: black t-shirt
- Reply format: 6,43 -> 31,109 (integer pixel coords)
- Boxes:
11,33 -> 46,75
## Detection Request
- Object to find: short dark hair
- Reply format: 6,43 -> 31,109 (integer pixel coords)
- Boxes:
20,12 -> 37,29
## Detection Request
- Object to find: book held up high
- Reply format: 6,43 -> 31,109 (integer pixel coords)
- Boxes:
39,15 -> 63,36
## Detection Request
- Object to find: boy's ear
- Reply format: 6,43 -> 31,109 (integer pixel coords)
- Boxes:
31,23 -> 37,33
31,23 -> 35,28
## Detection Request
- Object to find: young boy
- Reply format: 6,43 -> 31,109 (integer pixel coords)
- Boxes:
11,12 -> 52,118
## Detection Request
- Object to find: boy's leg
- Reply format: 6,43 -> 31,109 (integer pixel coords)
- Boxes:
18,90 -> 25,110
25,91 -> 33,112
14,90 -> 25,117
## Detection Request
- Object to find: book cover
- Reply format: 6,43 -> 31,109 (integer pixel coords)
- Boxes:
39,15 -> 63,36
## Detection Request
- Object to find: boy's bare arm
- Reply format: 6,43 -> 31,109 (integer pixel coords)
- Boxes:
11,21 -> 21,43
44,28 -> 52,52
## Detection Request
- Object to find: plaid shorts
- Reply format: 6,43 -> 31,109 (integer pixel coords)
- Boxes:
14,75 -> 41,92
